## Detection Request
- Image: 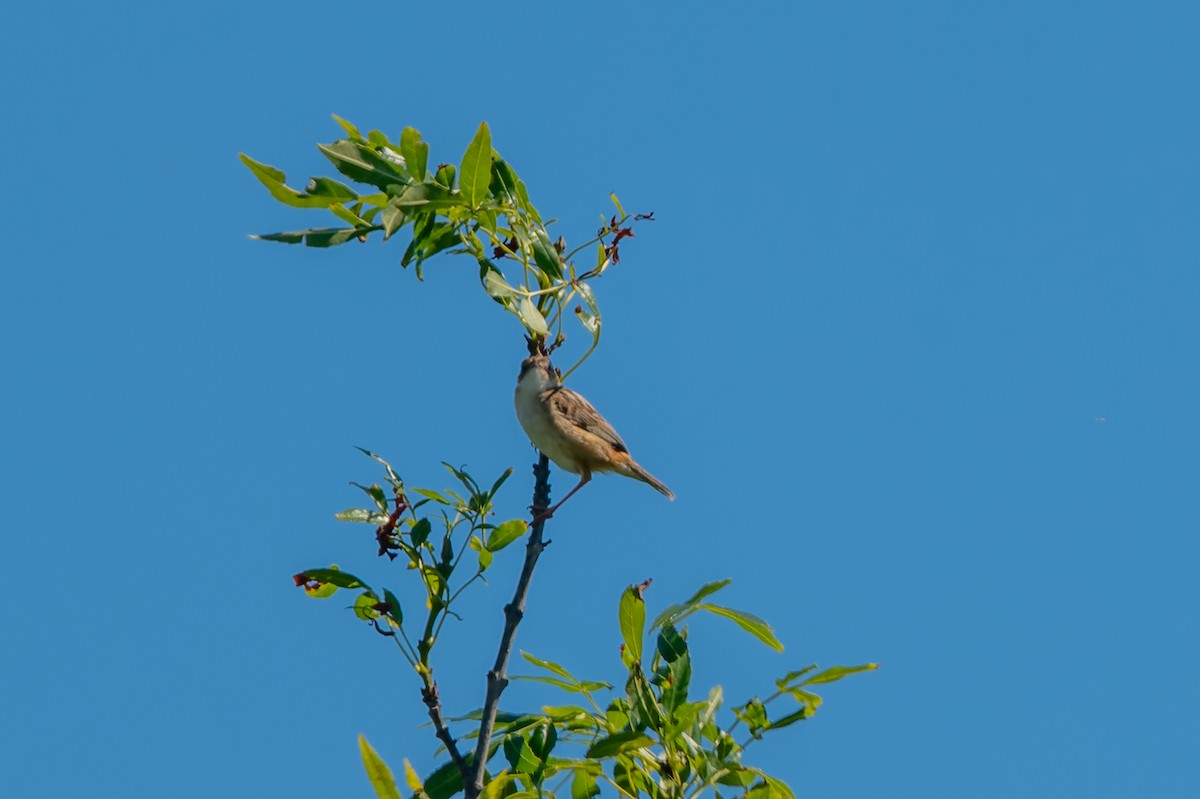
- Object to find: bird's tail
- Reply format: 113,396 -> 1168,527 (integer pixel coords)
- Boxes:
623,461 -> 675,500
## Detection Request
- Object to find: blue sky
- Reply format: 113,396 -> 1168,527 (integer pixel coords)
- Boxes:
3,2 -> 1198,796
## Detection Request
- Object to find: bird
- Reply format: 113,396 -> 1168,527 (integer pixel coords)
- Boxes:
514,353 -> 673,519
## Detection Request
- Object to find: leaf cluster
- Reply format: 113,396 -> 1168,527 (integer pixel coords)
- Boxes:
241,118 -> 653,368
295,450 -> 527,673
366,579 -> 875,799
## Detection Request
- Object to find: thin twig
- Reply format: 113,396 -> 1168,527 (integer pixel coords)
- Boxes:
420,678 -> 469,777
464,453 -> 552,799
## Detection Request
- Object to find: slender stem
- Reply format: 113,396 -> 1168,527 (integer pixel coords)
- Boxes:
420,676 -> 469,777
464,453 -> 552,799
388,628 -> 419,666
557,327 -> 600,384
562,215 -> 627,263
436,573 -> 483,638
599,774 -> 640,799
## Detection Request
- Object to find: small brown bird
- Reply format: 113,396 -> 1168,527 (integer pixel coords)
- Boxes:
515,353 -> 673,519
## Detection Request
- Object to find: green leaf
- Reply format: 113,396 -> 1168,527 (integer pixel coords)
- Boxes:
528,721 -> 557,760
442,462 -> 480,495
503,735 -> 541,774
717,768 -> 756,788
625,669 -> 664,731
240,154 -> 336,209
481,772 -> 516,799
359,734 -> 402,799
394,182 -> 460,209
612,756 -> 638,798
300,567 -> 369,590
355,447 -> 402,484
701,685 -> 724,726
412,223 -> 464,266
517,297 -> 549,337
402,758 -> 423,792
381,588 -> 403,626
575,280 -> 600,319
656,623 -> 687,663
541,705 -> 595,724
381,201 -> 406,239
744,772 -> 795,799
604,699 -> 631,732
460,121 -> 493,208
483,268 -> 518,300
650,579 -> 732,630
799,663 -> 879,685
573,304 -> 597,335
766,707 -> 811,731
354,592 -> 381,621
618,585 -> 646,664
513,178 -> 540,223
735,698 -> 769,739
352,482 -> 389,512
584,730 -> 655,759
421,758 -> 463,799
305,176 -> 359,202
304,226 -> 380,247
486,519 -> 528,551
571,770 -> 601,799
410,518 -> 431,547
775,665 -> 818,688
610,192 -> 625,217
335,508 -> 390,524
488,467 -> 514,498
661,653 -> 691,714
470,535 -> 494,571
411,488 -> 450,505
530,228 -> 563,280
574,307 -> 599,337
510,674 -> 580,692
400,127 -> 428,181
694,604 -> 783,651
490,158 -> 519,197
332,114 -> 365,142
778,686 -> 823,711
327,202 -> 369,228
301,579 -> 338,599
434,163 -> 456,189
318,140 -> 408,191
657,624 -> 691,713
520,651 -> 577,682
250,230 -> 306,244
423,567 -> 446,603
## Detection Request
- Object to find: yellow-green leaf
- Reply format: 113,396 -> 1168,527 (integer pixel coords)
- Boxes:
695,603 -> 783,651
486,519 -> 528,551
359,734 -> 402,799
801,663 -> 879,685
402,758 -> 423,792
460,121 -> 492,208
585,730 -> 654,758
618,586 -> 646,664
517,297 -> 549,336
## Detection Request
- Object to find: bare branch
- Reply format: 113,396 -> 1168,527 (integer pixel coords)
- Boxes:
464,453 -> 552,799
420,678 -> 468,777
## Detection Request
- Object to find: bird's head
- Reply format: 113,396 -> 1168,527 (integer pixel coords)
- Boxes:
517,353 -> 560,391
